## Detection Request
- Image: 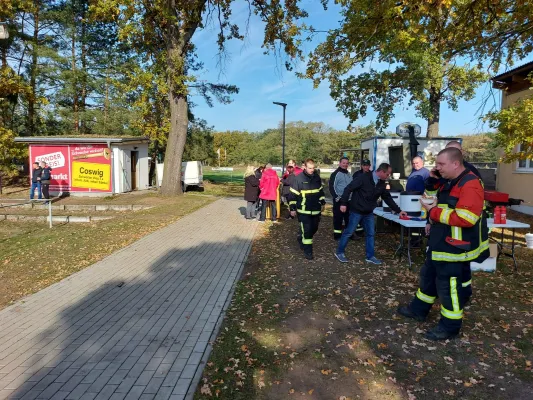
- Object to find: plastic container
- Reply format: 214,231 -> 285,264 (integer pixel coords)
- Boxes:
494,206 -> 501,224
525,233 -> 533,249
500,206 -> 507,224
400,191 -> 422,216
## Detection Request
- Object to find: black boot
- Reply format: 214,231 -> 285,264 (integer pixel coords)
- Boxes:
304,252 -> 313,260
297,237 -> 304,251
425,326 -> 459,341
397,305 -> 426,322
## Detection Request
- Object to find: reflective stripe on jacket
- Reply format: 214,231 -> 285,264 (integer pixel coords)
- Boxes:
428,170 -> 489,263
289,171 -> 325,215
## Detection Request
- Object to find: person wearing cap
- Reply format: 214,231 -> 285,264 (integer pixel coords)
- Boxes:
287,159 -> 303,176
353,159 -> 372,178
329,157 -> 352,240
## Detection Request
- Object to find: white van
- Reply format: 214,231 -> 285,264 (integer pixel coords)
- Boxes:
181,161 -> 203,191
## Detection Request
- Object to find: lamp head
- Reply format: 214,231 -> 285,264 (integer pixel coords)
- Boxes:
273,101 -> 287,107
0,23 -> 9,40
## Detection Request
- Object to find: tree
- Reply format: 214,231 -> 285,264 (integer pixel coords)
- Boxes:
302,0 -> 494,137
485,81 -> 533,163
183,118 -> 216,164
458,133 -> 497,163
89,0 -> 309,196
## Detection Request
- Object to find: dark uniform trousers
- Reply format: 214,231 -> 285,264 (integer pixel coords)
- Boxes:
332,199 -> 350,239
297,213 -> 321,254
410,252 -> 467,334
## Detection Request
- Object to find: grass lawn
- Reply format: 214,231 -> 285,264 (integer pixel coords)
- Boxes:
203,167 -> 246,185
195,208 -> 533,399
0,193 -> 215,310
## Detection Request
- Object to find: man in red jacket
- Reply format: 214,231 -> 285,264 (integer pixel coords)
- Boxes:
259,164 -> 280,222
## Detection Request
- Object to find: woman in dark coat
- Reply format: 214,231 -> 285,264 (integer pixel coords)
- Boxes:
244,166 -> 260,219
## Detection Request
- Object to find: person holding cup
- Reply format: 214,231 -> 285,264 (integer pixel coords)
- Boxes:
397,147 -> 489,341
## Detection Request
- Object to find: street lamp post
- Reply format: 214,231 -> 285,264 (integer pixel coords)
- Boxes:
273,101 -> 287,175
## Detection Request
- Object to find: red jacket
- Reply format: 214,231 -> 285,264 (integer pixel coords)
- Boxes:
259,168 -> 280,200
293,166 -> 303,176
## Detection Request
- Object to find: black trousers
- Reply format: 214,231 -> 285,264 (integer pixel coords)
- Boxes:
41,183 -> 50,199
260,200 -> 276,221
410,254 -> 467,334
297,213 -> 321,255
332,200 -> 350,239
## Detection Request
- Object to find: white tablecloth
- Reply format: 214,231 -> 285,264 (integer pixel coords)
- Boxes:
373,208 -> 530,230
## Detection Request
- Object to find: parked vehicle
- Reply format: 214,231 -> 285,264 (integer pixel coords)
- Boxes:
181,161 -> 203,191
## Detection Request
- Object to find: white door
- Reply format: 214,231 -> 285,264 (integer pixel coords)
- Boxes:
123,151 -> 132,192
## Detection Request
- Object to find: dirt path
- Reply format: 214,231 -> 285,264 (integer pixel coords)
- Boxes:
196,209 -> 533,400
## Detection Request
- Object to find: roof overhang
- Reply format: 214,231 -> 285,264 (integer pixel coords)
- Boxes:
491,61 -> 533,94
15,136 -> 150,145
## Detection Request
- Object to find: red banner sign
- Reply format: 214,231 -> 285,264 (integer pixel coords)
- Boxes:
29,144 -> 112,193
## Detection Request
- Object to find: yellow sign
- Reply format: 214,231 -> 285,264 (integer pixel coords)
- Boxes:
72,161 -> 111,190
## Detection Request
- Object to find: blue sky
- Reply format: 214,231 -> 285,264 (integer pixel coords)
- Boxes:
191,2 -> 532,137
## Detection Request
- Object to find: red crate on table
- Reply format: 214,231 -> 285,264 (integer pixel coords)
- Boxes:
484,190 -> 509,203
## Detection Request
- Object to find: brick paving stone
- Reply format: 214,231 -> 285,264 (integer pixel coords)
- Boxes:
0,199 -> 257,399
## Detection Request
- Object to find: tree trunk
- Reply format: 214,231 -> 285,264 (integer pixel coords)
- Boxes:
159,0 -> 205,195
72,17 -> 78,134
80,4 -> 87,134
28,3 -> 40,136
104,67 -> 109,130
160,92 -> 188,196
426,87 -> 440,138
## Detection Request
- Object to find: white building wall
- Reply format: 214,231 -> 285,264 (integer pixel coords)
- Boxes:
112,147 -> 122,194
111,143 -> 150,193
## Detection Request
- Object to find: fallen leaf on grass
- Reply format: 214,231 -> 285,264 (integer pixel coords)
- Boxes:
200,384 -> 212,396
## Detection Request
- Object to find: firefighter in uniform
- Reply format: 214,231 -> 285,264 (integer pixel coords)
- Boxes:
398,147 -> 489,341
424,142 -> 485,305
289,158 -> 326,260
329,157 -> 352,240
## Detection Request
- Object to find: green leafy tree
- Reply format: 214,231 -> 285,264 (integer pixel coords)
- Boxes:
458,133 -> 498,163
302,0 -> 494,137
485,77 -> 533,163
183,118 -> 216,164
89,0 -> 310,195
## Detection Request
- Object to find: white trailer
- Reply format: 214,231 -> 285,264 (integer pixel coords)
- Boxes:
359,136 -> 461,178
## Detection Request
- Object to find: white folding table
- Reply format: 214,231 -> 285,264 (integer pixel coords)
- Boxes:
373,207 -> 530,271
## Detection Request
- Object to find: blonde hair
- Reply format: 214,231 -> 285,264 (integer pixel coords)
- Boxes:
244,165 -> 256,178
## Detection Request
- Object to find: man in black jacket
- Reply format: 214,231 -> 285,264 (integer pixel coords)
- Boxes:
30,162 -> 42,200
353,159 -> 372,178
335,163 -> 406,264
40,161 -> 53,202
329,157 -> 352,239
289,159 -> 326,260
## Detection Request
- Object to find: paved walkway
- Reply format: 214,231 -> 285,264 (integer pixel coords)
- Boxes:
0,198 -> 258,400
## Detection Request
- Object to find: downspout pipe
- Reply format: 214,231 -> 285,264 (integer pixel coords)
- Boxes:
107,140 -> 114,194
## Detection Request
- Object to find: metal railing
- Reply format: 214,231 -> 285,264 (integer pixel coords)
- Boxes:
0,198 -> 54,228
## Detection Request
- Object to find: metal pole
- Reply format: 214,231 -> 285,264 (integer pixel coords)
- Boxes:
273,102 -> 287,175
281,105 -> 286,176
49,200 -> 52,228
